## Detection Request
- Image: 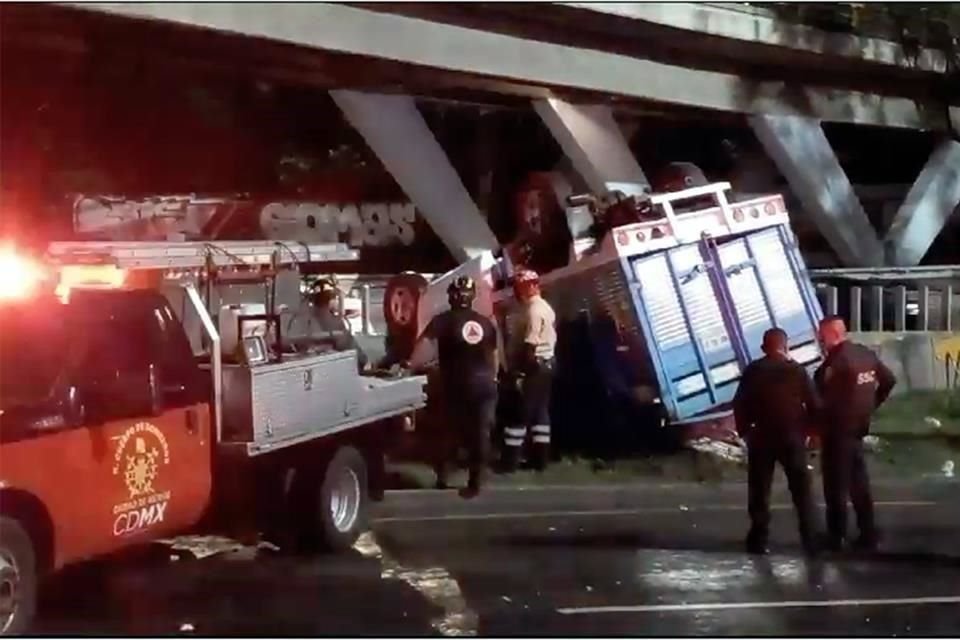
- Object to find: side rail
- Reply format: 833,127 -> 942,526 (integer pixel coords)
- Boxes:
811,267 -> 960,332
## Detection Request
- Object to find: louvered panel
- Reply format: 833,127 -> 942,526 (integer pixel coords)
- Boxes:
592,262 -> 639,338
634,255 -> 688,350
718,241 -> 771,330
748,229 -> 806,323
669,245 -> 729,354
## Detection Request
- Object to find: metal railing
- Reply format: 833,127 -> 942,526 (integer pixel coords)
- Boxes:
811,266 -> 960,333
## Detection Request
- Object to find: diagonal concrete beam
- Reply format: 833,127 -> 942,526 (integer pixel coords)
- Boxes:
749,114 -> 884,267
884,140 -> 960,266
534,98 -> 649,195
330,90 -> 499,262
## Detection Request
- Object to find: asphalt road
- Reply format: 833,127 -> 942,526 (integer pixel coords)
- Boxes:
33,480 -> 960,636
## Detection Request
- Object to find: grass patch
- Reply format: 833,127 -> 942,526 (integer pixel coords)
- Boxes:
385,450 -> 748,491
872,390 -> 960,436
383,391 -> 960,491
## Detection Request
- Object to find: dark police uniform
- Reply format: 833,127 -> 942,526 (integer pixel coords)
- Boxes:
814,341 -> 896,548
734,355 -> 820,552
421,307 -> 499,491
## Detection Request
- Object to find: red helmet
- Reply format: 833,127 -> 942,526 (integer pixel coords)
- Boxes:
512,268 -> 540,301
651,162 -> 708,194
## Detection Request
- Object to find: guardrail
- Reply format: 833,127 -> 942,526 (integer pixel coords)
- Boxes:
810,266 -> 960,332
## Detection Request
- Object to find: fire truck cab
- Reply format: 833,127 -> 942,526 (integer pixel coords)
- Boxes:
0,241 -> 426,636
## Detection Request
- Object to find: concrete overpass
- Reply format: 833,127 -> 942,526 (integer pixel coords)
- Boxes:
6,2 -> 960,267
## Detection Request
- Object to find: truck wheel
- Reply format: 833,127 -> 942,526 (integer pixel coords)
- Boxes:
383,273 -> 428,332
298,446 -> 370,553
0,517 -> 37,637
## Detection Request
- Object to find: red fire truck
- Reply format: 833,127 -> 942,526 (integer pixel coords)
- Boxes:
0,240 -> 426,635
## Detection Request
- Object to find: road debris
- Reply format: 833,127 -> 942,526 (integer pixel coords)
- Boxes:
155,535 -> 246,560
685,437 -> 747,465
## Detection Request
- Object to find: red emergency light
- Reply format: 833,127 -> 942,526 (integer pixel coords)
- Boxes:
0,246 -> 47,301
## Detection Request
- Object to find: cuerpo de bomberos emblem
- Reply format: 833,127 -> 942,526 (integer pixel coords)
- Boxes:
111,422 -> 172,536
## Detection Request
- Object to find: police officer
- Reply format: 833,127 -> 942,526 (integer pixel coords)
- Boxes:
814,316 -> 896,552
733,327 -> 820,555
501,269 -> 557,472
408,276 -> 499,499
286,276 -> 369,371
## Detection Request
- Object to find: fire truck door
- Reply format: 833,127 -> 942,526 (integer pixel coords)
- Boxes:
75,292 -> 213,554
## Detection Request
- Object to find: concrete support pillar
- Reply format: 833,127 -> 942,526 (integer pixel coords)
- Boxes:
749,114 -> 884,267
534,98 -> 649,196
330,90 -> 499,262
884,140 -> 960,266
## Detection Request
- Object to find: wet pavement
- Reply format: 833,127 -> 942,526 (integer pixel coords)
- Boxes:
33,480 -> 960,636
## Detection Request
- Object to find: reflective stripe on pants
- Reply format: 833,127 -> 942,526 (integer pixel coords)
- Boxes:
504,426 -> 526,448
531,424 -> 550,444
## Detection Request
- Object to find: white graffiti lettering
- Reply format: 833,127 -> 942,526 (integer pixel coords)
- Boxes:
113,501 -> 168,536
259,201 -> 417,247
73,194 -> 226,238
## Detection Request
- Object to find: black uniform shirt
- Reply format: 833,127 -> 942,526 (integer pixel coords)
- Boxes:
733,355 -> 819,443
814,340 -> 896,435
422,308 -> 498,386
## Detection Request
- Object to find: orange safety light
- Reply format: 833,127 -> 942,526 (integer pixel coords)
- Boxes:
0,246 -> 46,301
55,264 -> 127,300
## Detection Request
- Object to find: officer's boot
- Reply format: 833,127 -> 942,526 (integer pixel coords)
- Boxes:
459,470 -> 482,500
745,527 -> 769,555
499,427 -> 525,473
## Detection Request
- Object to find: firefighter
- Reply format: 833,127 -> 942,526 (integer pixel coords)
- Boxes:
501,269 -> 557,473
407,276 -> 499,499
733,327 -> 820,555
814,316 -> 896,552
286,276 -> 369,372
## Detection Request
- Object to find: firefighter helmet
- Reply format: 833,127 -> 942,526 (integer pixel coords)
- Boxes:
447,276 -> 477,309
308,275 -> 339,307
513,268 -> 540,301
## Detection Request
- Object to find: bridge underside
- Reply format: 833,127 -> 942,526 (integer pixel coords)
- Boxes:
2,3 -> 958,267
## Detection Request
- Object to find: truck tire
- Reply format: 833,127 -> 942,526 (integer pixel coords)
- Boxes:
0,517 -> 37,637
383,272 -> 428,332
297,446 -> 370,553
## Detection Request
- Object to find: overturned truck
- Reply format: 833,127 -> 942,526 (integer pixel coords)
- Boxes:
384,182 -> 825,452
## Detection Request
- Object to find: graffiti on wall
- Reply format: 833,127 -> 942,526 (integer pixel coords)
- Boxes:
934,335 -> 960,389
71,194 -> 419,248
73,194 -> 228,239
259,201 -> 416,247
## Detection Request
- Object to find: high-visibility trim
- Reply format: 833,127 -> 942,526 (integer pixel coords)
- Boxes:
504,427 -> 528,438
531,425 -> 551,435
504,438 -> 525,447
532,435 -> 551,444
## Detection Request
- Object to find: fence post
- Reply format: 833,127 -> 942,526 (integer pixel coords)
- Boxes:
825,285 -> 839,316
872,285 -> 884,331
919,285 -> 930,331
945,286 -> 954,332
894,285 -> 907,332
850,286 -> 863,332
361,284 -> 372,336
